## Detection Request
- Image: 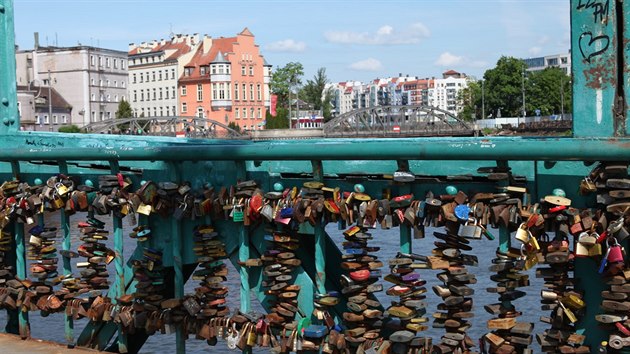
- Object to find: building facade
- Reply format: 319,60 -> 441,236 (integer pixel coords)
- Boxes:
178,28 -> 271,131
128,34 -> 199,118
428,70 -> 468,115
523,52 -> 571,74
15,37 -> 128,128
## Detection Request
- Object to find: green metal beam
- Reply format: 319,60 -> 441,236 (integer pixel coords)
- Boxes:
0,0 -> 18,135
1,137 -> 630,161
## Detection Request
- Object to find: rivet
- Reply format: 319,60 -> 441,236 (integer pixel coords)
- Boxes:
140,180 -> 147,186
273,182 -> 283,192
0,5 -> 5,13
354,184 -> 365,193
445,185 -> 458,195
1,98 -> 8,105
34,178 -> 43,185
9,117 -> 15,124
2,118 -> 9,125
85,179 -> 94,187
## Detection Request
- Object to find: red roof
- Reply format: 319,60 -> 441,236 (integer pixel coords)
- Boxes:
180,37 -> 236,82
128,40 -> 193,61
443,69 -> 460,75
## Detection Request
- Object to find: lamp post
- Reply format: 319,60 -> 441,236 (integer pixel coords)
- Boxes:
481,79 -> 485,120
48,70 -> 53,132
560,77 -> 565,119
521,69 -> 526,120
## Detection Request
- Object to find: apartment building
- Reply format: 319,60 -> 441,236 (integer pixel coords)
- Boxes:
127,34 -> 199,118
428,70 -> 468,115
523,51 -> 571,74
15,34 -> 128,128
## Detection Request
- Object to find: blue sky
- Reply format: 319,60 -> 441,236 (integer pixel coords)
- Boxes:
13,0 -> 569,82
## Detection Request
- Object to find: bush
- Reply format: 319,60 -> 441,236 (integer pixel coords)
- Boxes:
58,125 -> 82,133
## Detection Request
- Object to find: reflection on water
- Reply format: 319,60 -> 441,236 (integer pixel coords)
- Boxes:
0,215 -> 544,353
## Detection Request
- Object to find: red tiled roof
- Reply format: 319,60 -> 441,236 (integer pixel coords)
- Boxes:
128,40 -> 193,61
180,37 -> 236,82
443,69 -> 460,75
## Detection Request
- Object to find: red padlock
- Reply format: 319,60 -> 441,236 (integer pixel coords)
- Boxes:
596,231 -> 608,244
607,237 -> 625,263
548,205 -> 566,213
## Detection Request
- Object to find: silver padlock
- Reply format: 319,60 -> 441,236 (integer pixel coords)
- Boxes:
458,218 -> 482,239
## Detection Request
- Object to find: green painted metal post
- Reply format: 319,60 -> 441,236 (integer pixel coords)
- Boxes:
10,161 -> 28,338
311,160 -> 326,294
572,0 -> 619,137
398,161 -> 412,254
168,162 -> 185,354
109,161 -> 128,354
0,0 -> 19,135
235,161 -> 251,315
58,162 -> 74,345
496,161 -> 510,254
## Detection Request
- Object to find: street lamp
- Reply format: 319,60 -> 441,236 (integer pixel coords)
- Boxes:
481,79 -> 485,120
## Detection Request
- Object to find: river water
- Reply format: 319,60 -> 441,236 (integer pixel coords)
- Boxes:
0,214 -> 547,353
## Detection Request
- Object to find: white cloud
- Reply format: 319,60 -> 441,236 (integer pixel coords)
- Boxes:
349,58 -> 383,71
529,46 -> 542,55
434,52 -> 464,67
537,35 -> 550,45
265,39 -> 306,52
325,22 -> 430,45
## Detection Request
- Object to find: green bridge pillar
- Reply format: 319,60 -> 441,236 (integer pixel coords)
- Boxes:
0,0 -> 19,135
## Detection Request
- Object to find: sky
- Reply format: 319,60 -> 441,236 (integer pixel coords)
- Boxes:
12,0 -> 570,83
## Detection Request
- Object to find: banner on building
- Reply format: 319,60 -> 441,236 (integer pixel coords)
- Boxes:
270,94 -> 278,117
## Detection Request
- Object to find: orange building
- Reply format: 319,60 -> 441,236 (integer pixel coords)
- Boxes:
179,28 -> 271,131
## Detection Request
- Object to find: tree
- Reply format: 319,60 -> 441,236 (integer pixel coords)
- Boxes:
300,68 -> 335,122
457,80 -> 482,121
265,108 -> 289,129
58,124 -> 82,133
115,99 -> 133,132
483,56 -> 528,118
270,62 -> 304,108
526,67 -> 572,116
227,121 -> 242,133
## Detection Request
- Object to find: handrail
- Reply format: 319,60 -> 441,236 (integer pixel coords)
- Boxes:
1,137 -> 629,161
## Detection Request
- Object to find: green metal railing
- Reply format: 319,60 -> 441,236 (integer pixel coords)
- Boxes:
1,1 -> 630,354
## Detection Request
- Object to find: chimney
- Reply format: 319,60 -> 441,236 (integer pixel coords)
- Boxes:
34,32 -> 40,49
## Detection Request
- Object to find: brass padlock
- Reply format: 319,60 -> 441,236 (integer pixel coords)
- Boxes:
137,203 -> 152,216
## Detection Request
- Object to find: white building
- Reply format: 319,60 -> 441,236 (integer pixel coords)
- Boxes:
128,34 -> 200,118
523,52 -> 571,74
428,70 -> 468,115
15,34 -> 128,128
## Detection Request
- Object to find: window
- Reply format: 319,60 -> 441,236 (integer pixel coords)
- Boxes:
171,69 -> 175,79
159,71 -> 162,81
218,65 -> 224,74
152,88 -> 156,100
91,78 -> 95,86
200,66 -> 207,75
219,83 -> 225,99
106,80 -> 110,87
241,66 -> 246,75
53,115 -> 58,124
106,94 -> 111,102
561,57 -> 568,64
121,60 -> 125,69
140,89 -> 144,101
106,57 -> 110,67
243,108 -> 247,118
159,88 -> 163,100
257,108 -> 262,119
181,86 -> 187,96
141,108 -> 145,117
115,94 -> 119,102
172,106 -> 176,115
114,80 -> 117,87
249,84 -> 254,100
160,107 -> 163,116
235,108 -> 240,119
242,85 -> 246,101
250,108 -> 255,119
91,93 -> 96,101
91,111 -> 95,122
212,83 -> 217,100
211,65 -> 216,75
121,81 -> 125,88
197,84 -> 203,101
172,87 -> 176,98
90,55 -> 95,66
106,112 -> 111,119
99,112 -> 104,121
114,59 -> 118,69
139,73 -> 143,83
44,115 -> 49,124
98,56 -> 103,66
235,83 -> 239,100
152,71 -> 156,81
165,89 -> 169,99
184,67 -> 192,76
153,107 -> 157,116
62,115 -> 67,124
249,66 -> 254,76
197,107 -> 204,118
256,84 -> 261,100
99,79 -> 103,87
182,102 -> 187,113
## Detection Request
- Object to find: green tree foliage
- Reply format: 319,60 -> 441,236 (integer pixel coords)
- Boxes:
57,124 -> 82,133
300,67 -> 335,122
460,56 -> 572,119
270,62 -> 304,108
227,121 -> 242,133
115,99 -> 133,118
265,108 -> 289,129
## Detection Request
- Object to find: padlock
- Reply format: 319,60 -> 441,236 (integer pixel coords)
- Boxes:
55,182 -> 69,196
136,203 -> 152,216
607,238 -> 625,263
515,223 -> 530,243
579,177 -> 597,195
458,218 -> 482,239
232,205 -> 244,222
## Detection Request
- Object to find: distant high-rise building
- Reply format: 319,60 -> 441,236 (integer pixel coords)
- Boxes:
15,33 -> 128,129
523,51 -> 571,74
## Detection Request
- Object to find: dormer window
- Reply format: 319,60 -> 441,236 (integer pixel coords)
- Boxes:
184,67 -> 193,76
200,66 -> 207,75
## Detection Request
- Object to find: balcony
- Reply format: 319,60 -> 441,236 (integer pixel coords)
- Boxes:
210,73 -> 231,82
